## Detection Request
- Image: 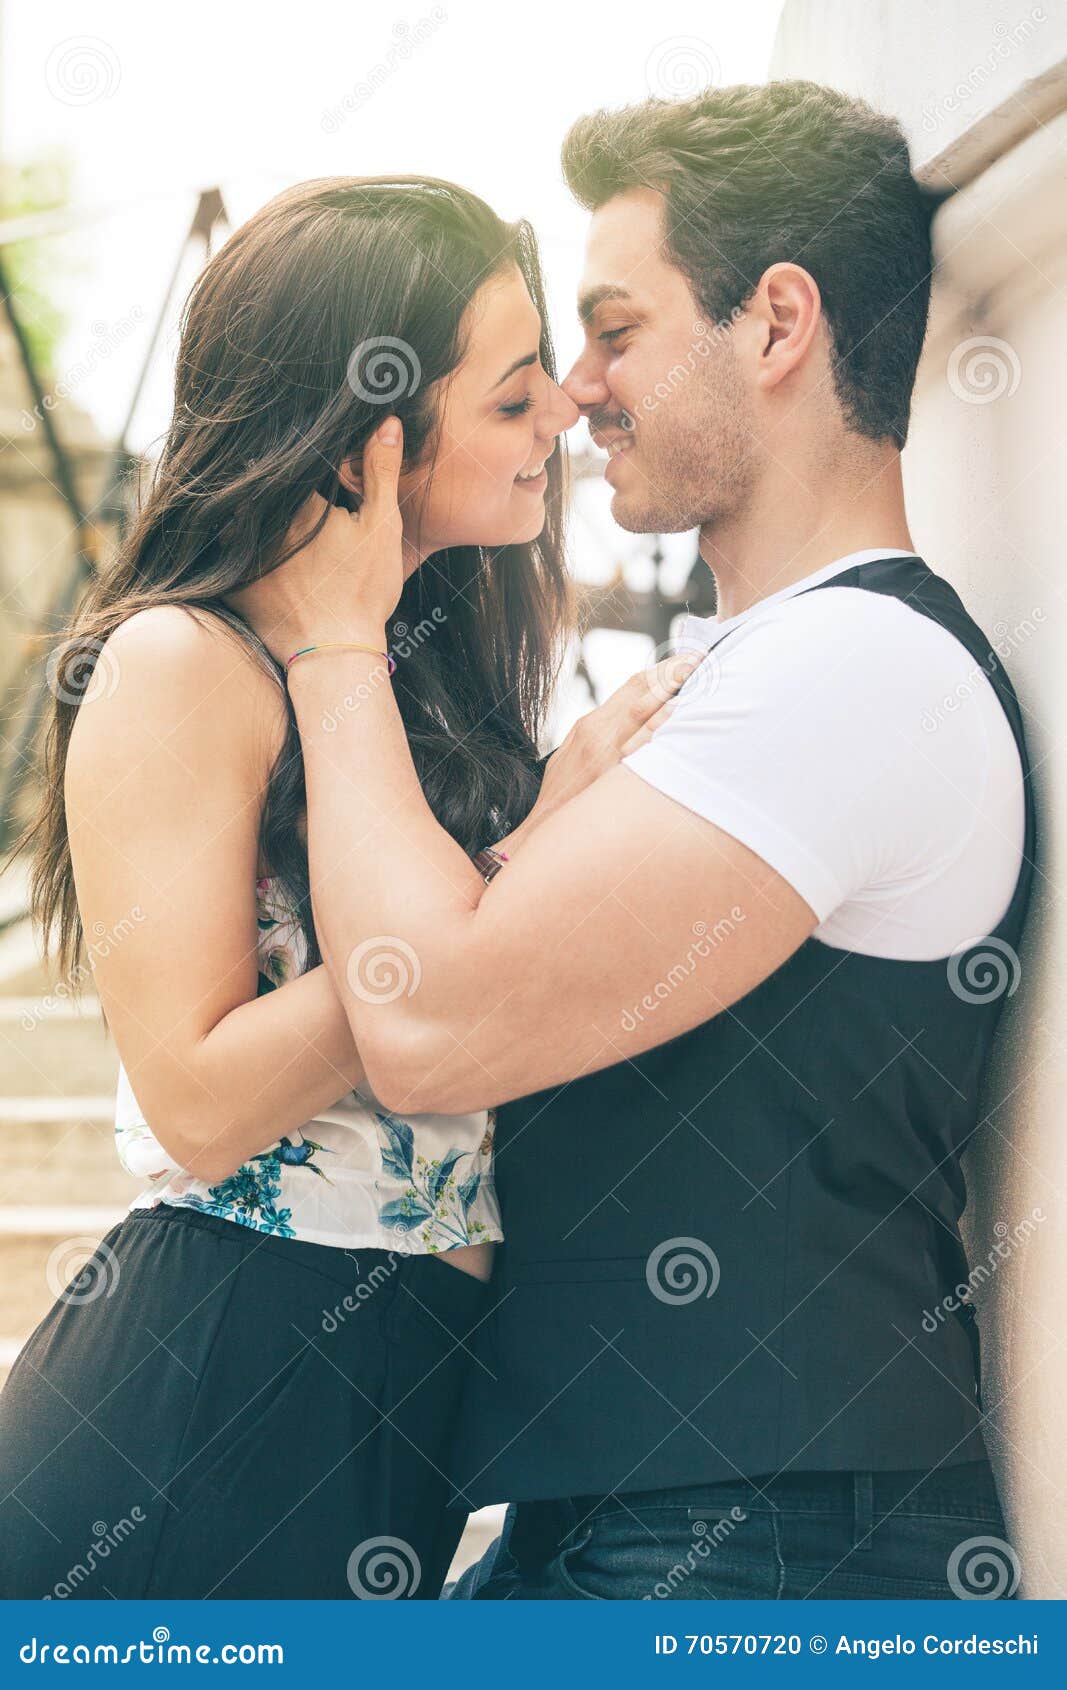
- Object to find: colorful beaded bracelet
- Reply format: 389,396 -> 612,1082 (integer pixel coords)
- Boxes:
286,642 -> 396,676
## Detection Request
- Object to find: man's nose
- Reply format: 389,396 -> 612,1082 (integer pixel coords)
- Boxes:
561,349 -> 610,414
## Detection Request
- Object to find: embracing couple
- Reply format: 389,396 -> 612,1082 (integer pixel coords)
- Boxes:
0,79 -> 1031,1602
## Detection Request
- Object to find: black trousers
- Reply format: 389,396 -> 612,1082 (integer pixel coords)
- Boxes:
0,1205 -> 489,1599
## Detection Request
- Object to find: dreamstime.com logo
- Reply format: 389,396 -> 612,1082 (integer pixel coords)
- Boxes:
19,1626 -> 284,1664
920,606 -> 1045,734
920,8 -> 1047,134
947,1534 -> 1021,1599
20,309 -> 145,433
46,1238 -> 121,1306
46,636 -> 121,707
645,36 -> 721,98
346,335 -> 421,404
643,1508 -> 748,1598
622,911 -> 745,1032
645,633 -> 722,705
21,907 -> 145,1030
947,936 -> 1021,1004
646,1237 -> 721,1305
45,36 -> 120,105
43,1512 -> 146,1600
321,610 -> 446,733
345,936 -> 422,1004
921,1207 -> 1044,1337
321,9 -> 447,133
947,336 -> 1021,404
346,1536 -> 421,1598
632,312 -> 746,422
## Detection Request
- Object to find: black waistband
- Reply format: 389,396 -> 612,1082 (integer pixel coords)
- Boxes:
118,1202 -> 491,1324
570,1456 -> 999,1522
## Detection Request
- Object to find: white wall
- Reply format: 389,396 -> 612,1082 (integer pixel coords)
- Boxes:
772,2 -> 1067,1599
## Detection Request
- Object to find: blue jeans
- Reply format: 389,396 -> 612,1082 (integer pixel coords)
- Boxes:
445,1460 -> 1020,1600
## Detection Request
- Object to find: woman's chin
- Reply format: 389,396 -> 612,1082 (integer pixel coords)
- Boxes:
479,511 -> 548,547
437,496 -> 548,551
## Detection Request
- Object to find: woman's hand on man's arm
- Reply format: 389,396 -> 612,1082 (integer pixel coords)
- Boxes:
493,652 -> 703,859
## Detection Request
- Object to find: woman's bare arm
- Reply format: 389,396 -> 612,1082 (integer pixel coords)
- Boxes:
64,605 -> 365,1185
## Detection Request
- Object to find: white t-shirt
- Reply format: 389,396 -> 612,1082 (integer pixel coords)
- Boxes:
621,550 -> 1026,961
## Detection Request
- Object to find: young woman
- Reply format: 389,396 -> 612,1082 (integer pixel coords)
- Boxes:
0,176 -> 689,1600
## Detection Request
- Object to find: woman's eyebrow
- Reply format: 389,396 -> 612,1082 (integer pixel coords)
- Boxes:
491,351 -> 539,389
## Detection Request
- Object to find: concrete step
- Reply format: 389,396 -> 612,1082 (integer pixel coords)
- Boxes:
0,917 -> 52,997
0,1009 -> 117,1096
446,1505 -> 508,1588
0,1210 -> 127,1344
0,913 -> 106,1005
0,1111 -> 137,1206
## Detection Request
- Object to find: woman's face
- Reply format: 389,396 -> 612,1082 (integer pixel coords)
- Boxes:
397,265 -> 579,563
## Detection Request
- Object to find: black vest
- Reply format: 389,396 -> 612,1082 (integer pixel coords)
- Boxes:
450,556 -> 1036,1508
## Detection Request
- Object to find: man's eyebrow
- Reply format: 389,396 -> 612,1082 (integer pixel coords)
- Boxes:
490,351 -> 539,389
578,284 -> 634,324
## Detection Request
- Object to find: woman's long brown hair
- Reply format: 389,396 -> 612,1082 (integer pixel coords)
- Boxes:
15,176 -> 572,983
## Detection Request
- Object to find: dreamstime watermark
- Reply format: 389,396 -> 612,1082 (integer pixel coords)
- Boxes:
947,1533 -> 1022,1599
646,36 -> 721,99
43,1511 -> 146,1599
20,1629 -> 284,1665
621,911 -> 745,1032
643,1508 -> 748,1598
921,1207 -> 1044,1336
921,8 -> 1047,133
46,1237 -> 122,1306
45,36 -> 121,106
321,610 -> 446,732
645,635 -> 722,706
45,635 -> 122,707
21,908 -> 146,1030
646,1237 -> 721,1305
20,309 -> 145,434
947,335 -> 1021,404
321,1252 -> 399,1333
634,312 -> 745,420
321,10 -> 447,133
947,935 -> 1021,1004
920,605 -> 1045,733
346,936 -> 422,1004
346,1535 -> 421,1598
346,335 -> 422,406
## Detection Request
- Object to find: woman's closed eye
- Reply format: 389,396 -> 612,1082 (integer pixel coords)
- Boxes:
499,394 -> 536,417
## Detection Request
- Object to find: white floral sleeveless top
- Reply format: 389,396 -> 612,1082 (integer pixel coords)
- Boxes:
114,875 -> 502,1253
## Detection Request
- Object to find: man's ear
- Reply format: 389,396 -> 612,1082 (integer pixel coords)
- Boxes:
753,262 -> 822,393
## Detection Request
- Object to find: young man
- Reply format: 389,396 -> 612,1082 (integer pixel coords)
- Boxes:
442,81 -> 1031,1600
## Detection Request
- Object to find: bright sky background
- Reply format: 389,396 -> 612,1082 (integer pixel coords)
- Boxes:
3,0 -> 785,715
4,0 -> 783,437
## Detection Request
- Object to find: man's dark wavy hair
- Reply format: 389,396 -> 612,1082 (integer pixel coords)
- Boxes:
561,81 -> 935,447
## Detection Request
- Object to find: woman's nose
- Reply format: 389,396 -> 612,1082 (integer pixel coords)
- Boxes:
541,379 -> 580,439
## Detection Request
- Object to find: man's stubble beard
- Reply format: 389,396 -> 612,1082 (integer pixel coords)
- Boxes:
610,361 -> 756,537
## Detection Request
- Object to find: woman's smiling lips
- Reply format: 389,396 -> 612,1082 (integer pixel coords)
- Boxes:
514,456 -> 549,493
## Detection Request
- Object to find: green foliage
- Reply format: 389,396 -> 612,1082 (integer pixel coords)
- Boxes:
2,151 -> 72,374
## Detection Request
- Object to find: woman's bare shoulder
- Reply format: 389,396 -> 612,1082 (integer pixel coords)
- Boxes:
66,603 -> 289,792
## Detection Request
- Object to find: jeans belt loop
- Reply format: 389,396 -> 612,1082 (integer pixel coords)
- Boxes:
852,1469 -> 874,1551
